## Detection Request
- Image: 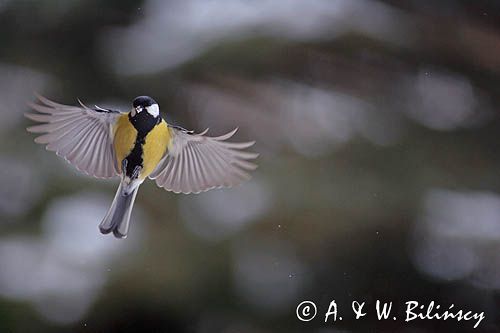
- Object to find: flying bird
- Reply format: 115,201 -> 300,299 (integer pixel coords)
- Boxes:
26,94 -> 258,238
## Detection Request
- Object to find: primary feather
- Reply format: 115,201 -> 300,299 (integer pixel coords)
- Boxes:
149,127 -> 258,194
26,94 -> 121,179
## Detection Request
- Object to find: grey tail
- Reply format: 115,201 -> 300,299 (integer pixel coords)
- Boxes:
99,182 -> 139,239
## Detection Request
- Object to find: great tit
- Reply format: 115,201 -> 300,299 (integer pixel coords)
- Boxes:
26,95 -> 258,238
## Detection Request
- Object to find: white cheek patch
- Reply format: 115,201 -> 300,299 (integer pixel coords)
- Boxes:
146,104 -> 159,117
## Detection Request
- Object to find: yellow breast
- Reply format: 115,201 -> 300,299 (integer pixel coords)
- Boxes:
141,120 -> 170,179
113,114 -> 137,167
113,114 -> 171,179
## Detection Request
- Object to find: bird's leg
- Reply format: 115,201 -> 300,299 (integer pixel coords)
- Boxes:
121,166 -> 143,196
131,165 -> 142,180
121,159 -> 128,174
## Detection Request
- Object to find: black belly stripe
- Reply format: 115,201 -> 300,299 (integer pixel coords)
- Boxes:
125,136 -> 145,178
124,112 -> 161,179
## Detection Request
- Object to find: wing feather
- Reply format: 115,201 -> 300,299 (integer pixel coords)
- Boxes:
26,95 -> 121,178
150,127 -> 258,194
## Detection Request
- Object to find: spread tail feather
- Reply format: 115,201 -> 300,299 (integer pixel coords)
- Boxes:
99,182 -> 139,239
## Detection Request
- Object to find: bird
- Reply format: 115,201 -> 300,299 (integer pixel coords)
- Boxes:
26,94 -> 258,239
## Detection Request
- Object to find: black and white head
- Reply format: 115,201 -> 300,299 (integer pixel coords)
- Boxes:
131,96 -> 159,118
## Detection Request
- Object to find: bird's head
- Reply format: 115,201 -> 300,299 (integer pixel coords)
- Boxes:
131,96 -> 159,118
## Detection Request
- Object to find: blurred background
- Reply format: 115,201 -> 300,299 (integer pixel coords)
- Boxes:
1,0 -> 500,332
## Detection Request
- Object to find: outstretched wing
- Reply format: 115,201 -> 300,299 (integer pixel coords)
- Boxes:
26,94 -> 122,178
149,127 -> 258,194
